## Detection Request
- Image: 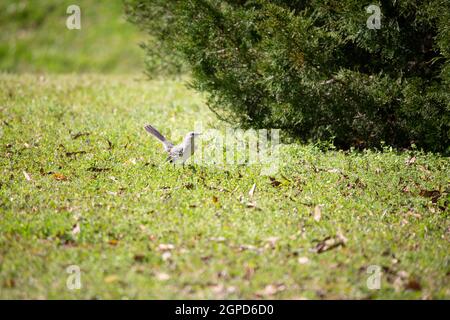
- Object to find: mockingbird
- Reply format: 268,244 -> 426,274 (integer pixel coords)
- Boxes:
144,124 -> 201,164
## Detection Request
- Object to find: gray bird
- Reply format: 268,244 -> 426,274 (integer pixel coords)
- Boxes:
144,124 -> 201,164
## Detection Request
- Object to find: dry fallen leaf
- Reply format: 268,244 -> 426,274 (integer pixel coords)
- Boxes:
239,244 -> 258,251
125,158 -> 137,165
244,265 -> 255,280
87,167 -> 110,173
312,234 -> 347,253
158,243 -> 175,251
3,278 -> 15,288
108,239 -> 119,246
327,168 -> 342,174
23,171 -> 32,181
71,132 -> 90,140
269,177 -> 282,187
259,285 -> 278,296
71,223 -> 80,236
392,270 -> 421,292
298,256 -> 310,265
405,156 -> 417,166
161,252 -> 172,261
155,272 -> 170,281
313,205 -> 322,222
256,284 -> 285,297
104,275 -> 119,283
183,182 -> 194,190
246,201 -> 257,208
209,284 -> 237,296
405,279 -> 422,291
419,189 -> 441,203
265,236 -> 279,247
53,173 -> 67,181
249,183 -> 256,198
406,210 -> 422,219
65,150 -> 86,157
133,254 -> 145,262
209,237 -> 226,242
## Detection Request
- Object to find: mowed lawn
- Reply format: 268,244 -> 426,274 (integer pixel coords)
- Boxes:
0,74 -> 448,299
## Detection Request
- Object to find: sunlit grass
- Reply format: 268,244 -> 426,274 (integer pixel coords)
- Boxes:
0,74 -> 448,299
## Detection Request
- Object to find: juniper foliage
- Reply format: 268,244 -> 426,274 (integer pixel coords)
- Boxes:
126,0 -> 450,152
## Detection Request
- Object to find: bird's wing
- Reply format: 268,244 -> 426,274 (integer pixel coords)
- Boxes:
166,144 -> 184,162
170,144 -> 184,157
144,124 -> 173,150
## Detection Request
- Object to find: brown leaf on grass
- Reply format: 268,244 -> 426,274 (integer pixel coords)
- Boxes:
124,158 -> 137,165
405,279 -> 422,291
354,178 -> 366,189
155,272 -> 170,281
162,252 -> 172,261
71,132 -> 90,140
313,205 -> 322,222
265,236 -> 279,248
209,237 -> 226,242
212,195 -> 219,203
244,265 -> 255,280
269,177 -> 281,187
53,173 -> 67,181
183,182 -> 194,190
23,171 -> 32,181
326,168 -> 342,174
133,254 -> 145,262
3,278 -> 15,288
400,218 -> 409,226
87,167 -> 111,173
108,239 -> 119,246
298,256 -> 310,265
71,223 -> 80,236
406,210 -> 422,219
256,284 -> 286,297
158,243 -> 175,251
238,244 -> 258,251
312,234 -> 347,253
209,284 -> 237,296
104,275 -> 119,283
405,156 -> 417,166
249,183 -> 256,198
418,165 -> 432,175
392,270 -> 422,292
419,189 -> 441,203
246,201 -> 258,209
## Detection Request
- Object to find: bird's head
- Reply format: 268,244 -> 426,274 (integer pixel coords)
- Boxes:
184,131 -> 201,143
187,131 -> 201,138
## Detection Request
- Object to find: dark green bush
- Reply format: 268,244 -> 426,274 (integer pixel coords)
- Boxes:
126,0 -> 450,153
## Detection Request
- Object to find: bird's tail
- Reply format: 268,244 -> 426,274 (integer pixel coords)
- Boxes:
144,124 -> 173,150
144,124 -> 166,142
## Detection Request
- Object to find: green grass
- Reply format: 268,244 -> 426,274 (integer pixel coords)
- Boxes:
0,74 -> 449,299
0,0 -> 144,73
